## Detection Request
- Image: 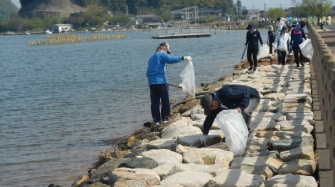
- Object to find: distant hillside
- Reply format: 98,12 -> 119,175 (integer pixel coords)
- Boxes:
19,0 -> 84,18
0,0 -> 19,18
18,0 -> 235,19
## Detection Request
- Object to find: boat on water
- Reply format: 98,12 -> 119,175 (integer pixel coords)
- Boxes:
151,6 -> 211,39
4,31 -> 16,35
152,27 -> 211,39
45,29 -> 52,34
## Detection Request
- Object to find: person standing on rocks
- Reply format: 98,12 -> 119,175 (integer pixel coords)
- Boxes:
267,25 -> 276,55
146,42 -> 192,125
290,21 -> 307,67
200,84 -> 260,136
274,26 -> 290,65
245,24 -> 263,72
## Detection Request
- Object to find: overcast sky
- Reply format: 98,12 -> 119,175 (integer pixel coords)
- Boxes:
239,0 -> 294,10
238,0 -> 335,10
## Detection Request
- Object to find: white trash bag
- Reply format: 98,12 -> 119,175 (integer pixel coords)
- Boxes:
180,61 -> 195,97
216,109 -> 248,156
257,44 -> 269,59
299,39 -> 313,60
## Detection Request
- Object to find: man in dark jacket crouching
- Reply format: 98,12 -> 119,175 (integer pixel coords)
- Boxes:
200,84 -> 260,135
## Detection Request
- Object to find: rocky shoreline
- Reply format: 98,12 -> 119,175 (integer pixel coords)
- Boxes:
69,55 -> 318,187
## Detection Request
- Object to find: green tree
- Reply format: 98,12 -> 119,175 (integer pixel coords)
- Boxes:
236,0 -> 242,15
109,15 -> 131,25
69,12 -> 86,28
83,4 -> 107,27
266,7 -> 286,21
292,0 -> 332,18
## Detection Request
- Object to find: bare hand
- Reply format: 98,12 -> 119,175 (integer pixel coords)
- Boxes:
236,108 -> 242,113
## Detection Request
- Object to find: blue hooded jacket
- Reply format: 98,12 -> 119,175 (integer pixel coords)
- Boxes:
290,27 -> 306,47
146,51 -> 183,85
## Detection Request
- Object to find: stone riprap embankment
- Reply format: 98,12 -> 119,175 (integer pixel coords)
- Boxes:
73,62 -> 318,187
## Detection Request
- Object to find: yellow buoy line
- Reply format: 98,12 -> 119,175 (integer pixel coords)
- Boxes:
28,34 -> 126,46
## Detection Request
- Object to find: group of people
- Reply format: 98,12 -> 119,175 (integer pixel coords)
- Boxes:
245,17 -> 308,70
146,41 -> 261,139
270,18 -> 308,67
146,19 -> 309,138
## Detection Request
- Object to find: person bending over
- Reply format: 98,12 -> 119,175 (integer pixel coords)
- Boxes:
200,84 -> 260,136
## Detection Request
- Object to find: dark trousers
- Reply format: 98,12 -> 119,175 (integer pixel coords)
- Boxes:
149,84 -> 170,123
242,98 -> 260,129
269,42 -> 273,54
247,48 -> 258,68
292,46 -> 304,67
277,50 -> 287,65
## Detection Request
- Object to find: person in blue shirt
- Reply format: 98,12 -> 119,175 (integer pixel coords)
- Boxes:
245,24 -> 263,72
147,42 -> 192,125
200,84 -> 260,135
290,21 -> 307,67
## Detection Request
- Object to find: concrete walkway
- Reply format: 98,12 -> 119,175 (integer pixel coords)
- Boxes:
71,58 -> 322,186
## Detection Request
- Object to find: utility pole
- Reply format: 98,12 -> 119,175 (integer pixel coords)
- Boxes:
319,0 -> 325,29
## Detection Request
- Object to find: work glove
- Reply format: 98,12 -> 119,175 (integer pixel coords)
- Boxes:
183,56 -> 192,62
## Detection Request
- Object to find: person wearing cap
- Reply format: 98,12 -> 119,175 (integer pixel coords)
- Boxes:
290,21 -> 306,67
300,21 -> 308,37
200,84 -> 260,136
274,26 -> 290,65
147,42 -> 192,125
245,23 -> 263,72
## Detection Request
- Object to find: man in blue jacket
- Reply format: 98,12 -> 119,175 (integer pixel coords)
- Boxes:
147,42 -> 192,125
200,84 -> 260,135
290,21 -> 307,67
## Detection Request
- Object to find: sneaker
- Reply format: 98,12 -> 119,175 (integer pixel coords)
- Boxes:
248,66 -> 253,71
253,67 -> 257,72
163,120 -> 168,124
154,122 -> 160,126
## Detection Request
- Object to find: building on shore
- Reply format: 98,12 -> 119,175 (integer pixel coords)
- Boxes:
51,24 -> 73,33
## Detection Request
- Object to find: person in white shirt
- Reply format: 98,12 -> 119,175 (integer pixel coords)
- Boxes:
275,17 -> 286,35
274,26 -> 290,65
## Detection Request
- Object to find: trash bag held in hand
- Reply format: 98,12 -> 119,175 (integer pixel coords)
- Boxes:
257,44 -> 269,59
216,109 -> 248,156
299,39 -> 313,60
180,61 -> 195,97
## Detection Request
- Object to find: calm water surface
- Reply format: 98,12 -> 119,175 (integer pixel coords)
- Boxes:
0,30 -> 265,186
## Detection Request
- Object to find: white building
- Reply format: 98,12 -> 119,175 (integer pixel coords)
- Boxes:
51,24 -> 73,33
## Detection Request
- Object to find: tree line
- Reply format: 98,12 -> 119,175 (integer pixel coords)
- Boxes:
1,0 -> 332,33
71,0 -> 235,16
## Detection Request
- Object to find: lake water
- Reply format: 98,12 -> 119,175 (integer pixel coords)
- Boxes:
0,29 -> 265,186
